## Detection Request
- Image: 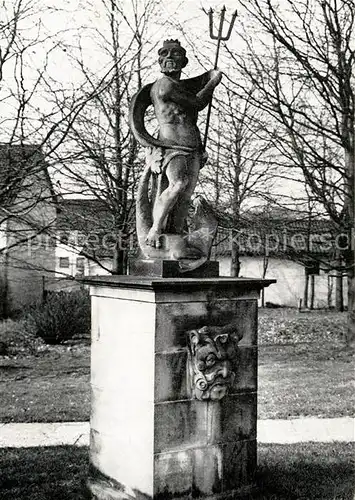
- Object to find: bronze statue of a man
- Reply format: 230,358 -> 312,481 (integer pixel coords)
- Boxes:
129,39 -> 222,258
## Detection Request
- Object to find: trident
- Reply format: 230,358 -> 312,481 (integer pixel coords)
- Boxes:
203,5 -> 237,151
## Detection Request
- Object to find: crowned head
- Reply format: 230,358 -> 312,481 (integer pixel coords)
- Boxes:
158,39 -> 188,75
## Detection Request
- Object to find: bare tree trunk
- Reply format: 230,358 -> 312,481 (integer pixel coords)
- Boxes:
335,269 -> 344,312
230,237 -> 240,277
112,244 -> 125,275
310,274 -> 315,310
230,123 -> 242,278
348,270 -> 355,347
303,193 -> 312,310
345,147 -> 354,345
112,233 -> 129,274
261,248 -> 269,307
327,274 -> 333,309
0,250 -> 9,318
343,37 -> 355,344
303,271 -> 309,309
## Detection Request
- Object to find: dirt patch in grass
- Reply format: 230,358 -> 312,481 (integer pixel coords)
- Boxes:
0,443 -> 353,500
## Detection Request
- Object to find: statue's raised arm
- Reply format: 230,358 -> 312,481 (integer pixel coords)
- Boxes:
129,39 -> 222,261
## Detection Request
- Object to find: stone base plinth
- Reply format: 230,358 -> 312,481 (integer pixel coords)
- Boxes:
86,276 -> 275,499
128,259 -> 219,278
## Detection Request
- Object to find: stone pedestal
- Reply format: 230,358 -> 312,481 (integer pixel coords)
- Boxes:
128,259 -> 219,278
86,276 -> 275,500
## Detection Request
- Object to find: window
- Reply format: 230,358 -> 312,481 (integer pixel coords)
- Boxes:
59,257 -> 69,269
76,257 -> 85,270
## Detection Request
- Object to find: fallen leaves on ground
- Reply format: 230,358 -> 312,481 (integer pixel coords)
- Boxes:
259,308 -> 347,345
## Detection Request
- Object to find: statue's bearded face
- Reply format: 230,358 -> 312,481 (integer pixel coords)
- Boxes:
158,44 -> 187,74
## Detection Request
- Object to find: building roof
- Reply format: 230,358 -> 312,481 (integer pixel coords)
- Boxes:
56,198 -> 136,258
55,199 -> 346,264
212,214 -> 342,264
56,198 -> 115,232
0,143 -> 55,209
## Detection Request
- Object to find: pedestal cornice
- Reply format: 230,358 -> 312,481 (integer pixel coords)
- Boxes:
82,275 -> 276,293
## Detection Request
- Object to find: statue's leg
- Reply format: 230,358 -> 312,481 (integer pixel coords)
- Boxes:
146,155 -> 189,247
168,153 -> 201,234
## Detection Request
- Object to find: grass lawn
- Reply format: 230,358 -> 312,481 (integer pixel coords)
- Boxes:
0,442 -> 353,499
0,309 -> 353,422
258,308 -> 355,419
258,342 -> 354,419
0,347 -> 91,423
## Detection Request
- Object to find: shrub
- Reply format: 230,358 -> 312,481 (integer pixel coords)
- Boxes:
27,289 -> 91,345
0,340 -> 8,355
0,318 -> 46,356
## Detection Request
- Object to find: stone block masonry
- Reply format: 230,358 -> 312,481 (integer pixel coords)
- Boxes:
86,276 -> 274,500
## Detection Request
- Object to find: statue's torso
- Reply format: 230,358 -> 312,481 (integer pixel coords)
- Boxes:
151,76 -> 201,149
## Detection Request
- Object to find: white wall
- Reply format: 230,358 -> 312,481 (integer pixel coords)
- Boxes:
55,243 -> 82,277
87,258 -> 112,276
218,255 -> 348,308
0,220 -> 7,251
55,242 -> 112,277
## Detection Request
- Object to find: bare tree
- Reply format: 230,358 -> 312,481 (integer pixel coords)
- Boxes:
201,85 -> 278,276
0,0 -> 132,316
52,0 -> 164,274
0,0 -> 112,225
227,0 -> 354,343
0,0 -> 32,84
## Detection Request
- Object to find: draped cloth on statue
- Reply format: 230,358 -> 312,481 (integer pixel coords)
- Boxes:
147,147 -> 203,234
